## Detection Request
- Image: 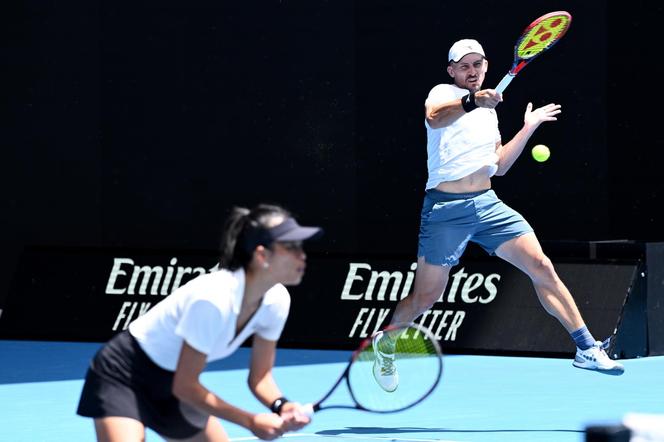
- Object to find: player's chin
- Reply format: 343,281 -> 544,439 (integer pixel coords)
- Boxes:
466,81 -> 481,92
282,270 -> 305,286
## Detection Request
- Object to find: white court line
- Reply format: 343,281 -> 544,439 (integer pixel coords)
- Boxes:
231,433 -> 459,442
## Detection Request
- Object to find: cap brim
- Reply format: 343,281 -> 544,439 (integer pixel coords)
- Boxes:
276,226 -> 323,242
450,51 -> 485,63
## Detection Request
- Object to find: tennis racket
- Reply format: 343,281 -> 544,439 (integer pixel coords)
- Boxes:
495,11 -> 572,94
301,323 -> 443,416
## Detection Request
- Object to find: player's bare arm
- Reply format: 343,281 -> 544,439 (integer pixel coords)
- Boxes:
172,341 -> 291,440
172,342 -> 255,428
426,89 -> 502,129
425,98 -> 466,129
248,336 -> 310,431
495,102 -> 561,175
248,336 -> 281,406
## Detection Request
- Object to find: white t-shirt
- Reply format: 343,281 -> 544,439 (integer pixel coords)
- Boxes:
129,268 -> 290,371
424,83 -> 501,189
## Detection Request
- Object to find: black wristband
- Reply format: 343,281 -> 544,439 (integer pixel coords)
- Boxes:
270,397 -> 289,415
461,92 -> 478,113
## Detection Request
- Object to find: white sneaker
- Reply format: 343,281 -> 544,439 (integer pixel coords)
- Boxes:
372,331 -> 399,392
573,341 -> 625,375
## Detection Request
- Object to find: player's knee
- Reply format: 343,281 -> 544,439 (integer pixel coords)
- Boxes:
531,255 -> 557,282
411,287 -> 442,311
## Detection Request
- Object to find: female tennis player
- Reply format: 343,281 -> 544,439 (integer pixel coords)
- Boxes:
77,204 -> 321,441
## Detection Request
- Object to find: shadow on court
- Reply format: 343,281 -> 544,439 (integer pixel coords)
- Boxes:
316,426 -> 583,436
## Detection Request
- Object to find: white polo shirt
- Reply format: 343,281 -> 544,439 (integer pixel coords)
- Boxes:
425,83 -> 501,189
129,268 -> 290,371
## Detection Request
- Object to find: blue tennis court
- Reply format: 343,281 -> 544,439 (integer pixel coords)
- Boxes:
1,340 -> 662,442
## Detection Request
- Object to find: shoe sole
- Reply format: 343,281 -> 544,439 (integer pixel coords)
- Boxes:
572,362 -> 625,376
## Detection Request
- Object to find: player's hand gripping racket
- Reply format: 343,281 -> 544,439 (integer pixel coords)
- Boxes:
301,323 -> 442,416
495,11 -> 572,94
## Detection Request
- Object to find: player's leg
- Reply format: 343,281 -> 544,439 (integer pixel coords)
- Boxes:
164,416 -> 229,442
373,189 -> 475,391
495,232 -> 624,375
372,258 -> 451,391
472,191 -> 623,375
495,232 -> 583,332
391,189 -> 478,326
390,257 -> 451,326
94,416 -> 146,442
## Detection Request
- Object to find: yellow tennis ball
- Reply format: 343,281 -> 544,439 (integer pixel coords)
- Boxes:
531,144 -> 550,162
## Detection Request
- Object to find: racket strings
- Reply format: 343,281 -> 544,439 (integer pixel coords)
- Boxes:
347,325 -> 442,412
517,14 -> 571,59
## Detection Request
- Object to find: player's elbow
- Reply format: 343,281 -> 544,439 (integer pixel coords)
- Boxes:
425,105 -> 440,127
247,377 -> 257,394
426,115 -> 445,129
426,108 -> 458,129
247,373 -> 262,394
493,161 -> 509,176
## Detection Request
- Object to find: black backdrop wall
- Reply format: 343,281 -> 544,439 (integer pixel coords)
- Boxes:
2,0 -> 663,308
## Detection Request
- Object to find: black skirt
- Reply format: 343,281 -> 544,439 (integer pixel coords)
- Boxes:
76,330 -> 209,439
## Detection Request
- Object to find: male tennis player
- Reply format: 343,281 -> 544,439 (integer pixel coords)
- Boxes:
78,204 -> 319,441
372,39 -> 624,391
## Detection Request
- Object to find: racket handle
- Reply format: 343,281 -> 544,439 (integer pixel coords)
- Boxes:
301,403 -> 315,418
495,73 -> 514,94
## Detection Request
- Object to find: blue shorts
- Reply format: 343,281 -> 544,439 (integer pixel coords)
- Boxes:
417,188 -> 533,266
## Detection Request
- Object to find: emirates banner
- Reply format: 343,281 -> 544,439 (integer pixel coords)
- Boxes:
0,246 -> 642,356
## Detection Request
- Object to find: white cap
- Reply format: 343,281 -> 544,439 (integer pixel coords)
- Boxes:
448,39 -> 485,63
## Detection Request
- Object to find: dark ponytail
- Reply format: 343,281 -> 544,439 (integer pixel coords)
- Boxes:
218,204 -> 291,271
